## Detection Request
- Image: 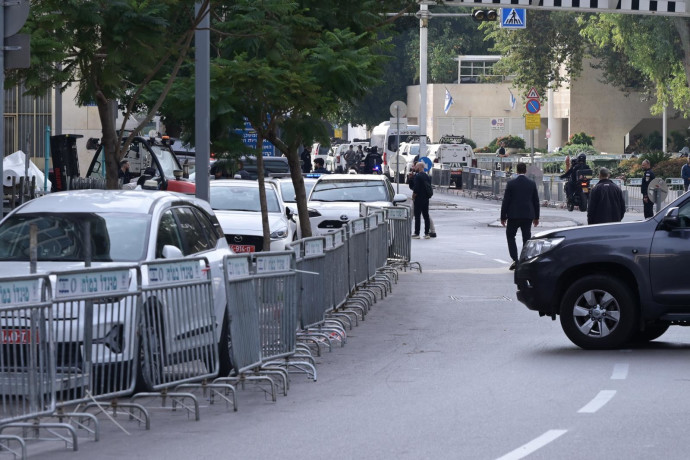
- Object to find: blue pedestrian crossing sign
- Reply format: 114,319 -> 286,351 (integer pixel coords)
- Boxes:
500,8 -> 526,29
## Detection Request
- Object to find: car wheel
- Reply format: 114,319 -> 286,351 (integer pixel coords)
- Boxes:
217,308 -> 235,377
135,303 -> 165,392
559,275 -> 638,349
630,323 -> 670,344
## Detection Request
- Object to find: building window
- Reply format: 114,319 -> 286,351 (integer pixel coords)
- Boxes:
457,55 -> 509,84
4,82 -> 52,158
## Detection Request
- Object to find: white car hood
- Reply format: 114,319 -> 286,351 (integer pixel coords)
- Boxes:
308,201 -> 393,220
215,210 -> 286,235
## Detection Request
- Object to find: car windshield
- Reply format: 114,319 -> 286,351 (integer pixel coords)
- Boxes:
0,213 -> 150,262
279,181 -> 315,203
210,185 -> 281,212
310,180 -> 389,202
151,144 -> 182,178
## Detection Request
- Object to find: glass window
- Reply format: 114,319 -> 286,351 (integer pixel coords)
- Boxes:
191,208 -> 219,248
676,200 -> 690,228
0,213 -> 150,262
155,210 -> 184,258
151,144 -> 181,178
173,207 -> 211,255
280,181 -> 316,203
310,180 -> 389,203
210,184 -> 281,212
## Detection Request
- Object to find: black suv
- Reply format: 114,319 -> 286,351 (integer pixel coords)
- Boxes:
515,192 -> 690,349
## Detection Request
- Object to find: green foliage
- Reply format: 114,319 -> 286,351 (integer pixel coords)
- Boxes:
653,157 -> 687,179
486,135 -> 525,151
560,144 -> 598,157
462,138 -> 477,149
566,132 -> 595,146
668,130 -> 690,152
640,151 -> 671,167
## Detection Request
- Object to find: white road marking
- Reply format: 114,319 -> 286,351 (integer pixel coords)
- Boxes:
495,429 -> 568,460
494,258 -> 510,264
611,363 -> 629,380
578,390 -> 616,413
467,251 -> 485,256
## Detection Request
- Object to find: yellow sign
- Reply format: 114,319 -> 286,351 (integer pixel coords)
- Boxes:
525,114 -> 540,130
334,128 -> 343,139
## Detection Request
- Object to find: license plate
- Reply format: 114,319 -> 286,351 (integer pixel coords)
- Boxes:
231,244 -> 255,253
582,187 -> 589,193
1,329 -> 38,344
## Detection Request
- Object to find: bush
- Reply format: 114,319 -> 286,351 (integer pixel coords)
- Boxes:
639,151 -> 670,167
560,144 -> 597,157
566,132 -> 595,146
653,157 -> 686,179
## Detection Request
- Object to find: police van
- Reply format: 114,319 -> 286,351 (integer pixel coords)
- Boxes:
369,120 -> 421,178
435,135 -> 475,189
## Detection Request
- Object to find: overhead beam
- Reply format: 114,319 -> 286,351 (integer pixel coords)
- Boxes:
433,0 -> 690,17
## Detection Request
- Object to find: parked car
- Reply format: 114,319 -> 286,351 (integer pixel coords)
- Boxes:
514,192 -> 690,350
330,142 -> 368,173
388,141 -> 438,183
210,180 -> 297,252
307,174 -> 407,235
0,190 -> 235,389
269,177 -> 318,206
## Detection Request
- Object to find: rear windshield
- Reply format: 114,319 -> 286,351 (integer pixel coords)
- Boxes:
210,184 -> 281,212
0,213 -> 150,262
310,180 -> 389,202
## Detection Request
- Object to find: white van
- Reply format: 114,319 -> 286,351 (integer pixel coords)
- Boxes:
436,135 -> 475,189
331,141 -> 368,172
369,120 -> 421,178
389,141 -> 439,182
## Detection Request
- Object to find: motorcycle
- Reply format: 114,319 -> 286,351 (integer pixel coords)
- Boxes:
566,168 -> 593,212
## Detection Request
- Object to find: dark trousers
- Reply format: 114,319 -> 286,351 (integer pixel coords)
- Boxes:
643,196 -> 654,218
414,199 -> 430,236
506,218 -> 532,262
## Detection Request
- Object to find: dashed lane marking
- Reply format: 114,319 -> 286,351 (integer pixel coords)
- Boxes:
494,258 -> 510,264
611,363 -> 629,380
495,429 -> 568,460
578,390 -> 616,413
467,251 -> 485,256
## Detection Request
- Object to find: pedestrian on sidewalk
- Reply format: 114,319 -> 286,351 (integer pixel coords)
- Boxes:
641,159 -> 655,218
408,158 -> 437,237
409,162 -> 432,239
681,156 -> 690,192
500,162 -> 539,270
587,168 -> 625,225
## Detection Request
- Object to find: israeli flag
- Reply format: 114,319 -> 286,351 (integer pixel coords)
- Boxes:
509,90 -> 517,110
444,88 -> 454,114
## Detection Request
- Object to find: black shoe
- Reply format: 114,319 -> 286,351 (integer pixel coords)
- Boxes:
509,261 -> 517,271
429,232 -> 437,238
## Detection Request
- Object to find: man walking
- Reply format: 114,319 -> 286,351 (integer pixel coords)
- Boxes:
409,162 -> 432,239
641,159 -> 655,218
500,162 -> 539,270
682,156 -> 690,192
587,168 -> 625,225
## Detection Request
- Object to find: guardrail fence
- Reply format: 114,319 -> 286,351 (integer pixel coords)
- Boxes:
0,203 -> 416,458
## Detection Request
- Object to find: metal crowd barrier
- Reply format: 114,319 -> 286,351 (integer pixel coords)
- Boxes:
293,237 -> 328,329
385,206 -> 421,271
0,275 -> 58,457
136,258 -> 219,389
50,265 -> 141,407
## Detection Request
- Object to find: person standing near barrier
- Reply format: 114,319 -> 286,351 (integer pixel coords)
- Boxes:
682,156 -> 690,192
587,168 -> 625,225
500,162 -> 539,270
641,159 -> 655,218
408,158 -> 437,238
409,162 -> 432,239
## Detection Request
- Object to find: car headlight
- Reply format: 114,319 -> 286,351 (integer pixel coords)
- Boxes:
270,227 -> 288,240
520,237 -> 564,261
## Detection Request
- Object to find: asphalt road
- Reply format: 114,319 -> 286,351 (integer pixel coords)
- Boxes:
30,189 -> 690,460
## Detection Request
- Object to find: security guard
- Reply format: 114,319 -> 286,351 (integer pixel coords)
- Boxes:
641,159 -> 655,218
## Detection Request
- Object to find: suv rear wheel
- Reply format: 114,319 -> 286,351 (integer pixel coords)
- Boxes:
559,275 -> 638,349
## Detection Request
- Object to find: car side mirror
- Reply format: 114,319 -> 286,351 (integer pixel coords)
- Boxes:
161,245 -> 184,259
285,206 -> 293,219
393,193 -> 408,204
663,207 -> 681,229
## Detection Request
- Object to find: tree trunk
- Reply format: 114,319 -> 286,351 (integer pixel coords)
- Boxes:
96,97 -> 120,190
265,131 -> 313,238
256,135 -> 272,251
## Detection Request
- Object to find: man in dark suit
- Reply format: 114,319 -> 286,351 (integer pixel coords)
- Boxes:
500,162 -> 540,270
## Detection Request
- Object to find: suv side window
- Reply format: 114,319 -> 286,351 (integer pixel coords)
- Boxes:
173,207 -> 211,255
191,207 -> 220,247
155,210 -> 184,258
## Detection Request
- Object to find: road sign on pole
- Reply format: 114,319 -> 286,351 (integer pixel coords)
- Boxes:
526,87 -> 540,99
525,114 -> 540,130
500,8 -> 526,28
526,99 -> 541,114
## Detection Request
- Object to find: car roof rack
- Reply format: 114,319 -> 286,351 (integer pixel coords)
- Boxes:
439,135 -> 466,144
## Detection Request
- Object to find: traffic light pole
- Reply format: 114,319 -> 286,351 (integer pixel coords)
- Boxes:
418,3 -> 429,158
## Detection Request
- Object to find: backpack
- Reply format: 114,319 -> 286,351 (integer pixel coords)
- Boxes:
424,175 -> 434,198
